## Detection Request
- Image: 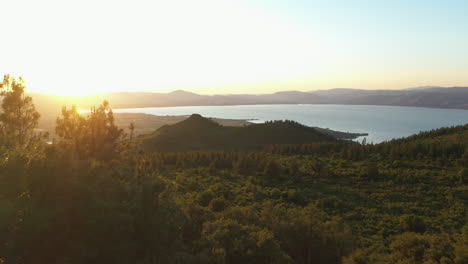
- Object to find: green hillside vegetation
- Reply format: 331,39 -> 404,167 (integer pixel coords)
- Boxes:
37,110 -> 365,140
140,114 -> 337,152
37,111 -> 253,138
0,76 -> 467,264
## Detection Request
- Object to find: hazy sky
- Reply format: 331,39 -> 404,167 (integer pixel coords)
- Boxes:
1,0 -> 467,95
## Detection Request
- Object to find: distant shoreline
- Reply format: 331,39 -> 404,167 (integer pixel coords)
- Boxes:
30,86 -> 468,111
111,103 -> 468,112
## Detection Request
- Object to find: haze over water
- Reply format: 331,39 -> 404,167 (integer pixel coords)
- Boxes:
113,104 -> 468,143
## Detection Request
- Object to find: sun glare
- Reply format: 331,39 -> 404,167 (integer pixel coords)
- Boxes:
2,0 -> 467,95
1,0 -> 331,96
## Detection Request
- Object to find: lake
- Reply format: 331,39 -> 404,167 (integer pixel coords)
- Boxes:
113,104 -> 468,143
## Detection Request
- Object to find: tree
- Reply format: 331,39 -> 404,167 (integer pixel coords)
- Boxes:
359,163 -> 379,181
458,168 -> 468,184
399,215 -> 426,233
202,219 -> 292,263
287,160 -> 300,179
55,104 -> 86,152
128,122 -> 135,140
263,159 -> 281,179
209,197 -> 226,212
196,190 -> 215,206
389,232 -> 454,264
55,101 -> 125,159
462,149 -> 468,164
260,203 -> 355,264
454,225 -> 468,264
0,75 -> 44,148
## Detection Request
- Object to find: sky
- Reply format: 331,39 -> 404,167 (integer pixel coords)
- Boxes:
1,0 -> 467,95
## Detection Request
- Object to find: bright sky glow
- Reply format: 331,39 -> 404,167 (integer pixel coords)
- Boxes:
1,0 -> 467,95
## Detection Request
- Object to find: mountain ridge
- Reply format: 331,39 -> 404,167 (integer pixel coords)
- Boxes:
29,86 -> 468,115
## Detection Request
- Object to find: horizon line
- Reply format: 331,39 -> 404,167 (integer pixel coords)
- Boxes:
26,85 -> 467,97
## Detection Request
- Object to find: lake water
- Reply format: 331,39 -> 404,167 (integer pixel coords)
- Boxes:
113,104 -> 468,143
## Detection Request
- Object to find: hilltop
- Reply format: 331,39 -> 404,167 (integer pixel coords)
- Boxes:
139,114 -> 340,152
36,112 -> 252,138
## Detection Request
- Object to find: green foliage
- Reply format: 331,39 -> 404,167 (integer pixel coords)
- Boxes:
400,214 -> 426,233
263,159 -> 281,179
458,168 -> 468,184
208,197 -> 226,212
344,232 -> 456,264
55,101 -> 125,160
203,219 -> 291,264
0,75 -> 46,148
196,190 -> 216,206
359,163 -> 379,181
1,99 -> 468,263
390,232 -> 454,264
454,225 -> 468,264
260,203 -> 355,264
0,151 -> 189,263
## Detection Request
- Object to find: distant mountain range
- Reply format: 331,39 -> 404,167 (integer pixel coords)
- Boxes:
30,86 -> 468,114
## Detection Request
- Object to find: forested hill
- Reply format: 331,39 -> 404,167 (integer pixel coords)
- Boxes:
1,74 -> 467,263
386,124 -> 468,144
366,124 -> 468,164
3,74 -> 468,264
139,114 -> 337,152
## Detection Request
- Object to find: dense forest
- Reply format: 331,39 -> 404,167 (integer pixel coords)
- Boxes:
0,75 -> 467,264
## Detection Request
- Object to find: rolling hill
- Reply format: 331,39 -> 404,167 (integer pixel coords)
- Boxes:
139,114 -> 338,152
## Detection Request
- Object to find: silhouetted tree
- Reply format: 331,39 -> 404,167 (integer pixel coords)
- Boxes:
0,75 -> 45,148
55,105 -> 86,152
55,101 -> 124,159
128,122 -> 135,140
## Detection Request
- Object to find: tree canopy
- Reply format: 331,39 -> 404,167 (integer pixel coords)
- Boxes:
0,77 -> 467,263
0,74 -> 44,149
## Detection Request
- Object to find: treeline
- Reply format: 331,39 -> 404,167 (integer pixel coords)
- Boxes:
264,128 -> 468,166
0,75 -> 467,263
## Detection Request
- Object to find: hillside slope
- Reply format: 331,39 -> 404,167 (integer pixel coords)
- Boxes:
139,114 -> 337,152
391,123 -> 468,142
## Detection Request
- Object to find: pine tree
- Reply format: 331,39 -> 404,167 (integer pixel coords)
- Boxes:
0,75 -> 45,148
